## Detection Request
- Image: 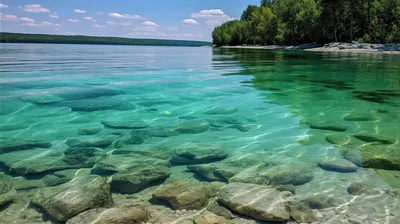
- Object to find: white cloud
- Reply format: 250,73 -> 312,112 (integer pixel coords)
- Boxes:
23,4 -> 50,13
84,16 -> 96,22
191,9 -> 232,27
167,26 -> 178,31
73,9 -> 87,14
107,21 -> 132,26
96,12 -> 104,15
191,9 -> 225,18
50,13 -> 59,19
0,13 -> 19,22
68,19 -> 79,23
22,21 -> 60,28
108,12 -> 143,19
183,19 -> 198,25
0,3 -> 8,8
142,21 -> 157,27
93,24 -> 105,28
20,17 -> 35,23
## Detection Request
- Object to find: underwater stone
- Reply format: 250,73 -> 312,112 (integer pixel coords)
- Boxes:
301,195 -> 336,209
288,201 -> 317,223
347,183 -> 380,195
309,122 -> 348,132
0,123 -> 31,132
170,143 -> 227,165
0,138 -> 51,154
0,181 -> 16,206
60,97 -> 135,112
113,144 -> 173,160
111,166 -> 171,193
34,107 -> 72,117
218,182 -> 290,222
353,134 -> 396,145
193,210 -> 230,224
259,163 -> 314,186
343,113 -> 378,121
93,154 -> 169,174
144,126 -> 179,137
204,106 -> 238,115
344,145 -> 400,170
66,206 -> 148,224
21,94 -> 63,104
326,134 -> 351,145
32,175 -> 113,221
58,88 -> 123,101
207,201 -> 235,220
78,125 -> 102,135
66,134 -> 119,148
101,118 -> 149,129
318,157 -> 358,172
62,147 -> 105,167
152,181 -> 210,210
175,119 -> 210,134
187,165 -> 223,181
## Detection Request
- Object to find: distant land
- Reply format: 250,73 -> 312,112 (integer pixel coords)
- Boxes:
0,32 -> 211,47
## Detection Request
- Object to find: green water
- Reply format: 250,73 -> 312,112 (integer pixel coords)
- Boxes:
0,44 -> 399,223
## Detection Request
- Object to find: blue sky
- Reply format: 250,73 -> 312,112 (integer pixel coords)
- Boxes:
0,0 -> 260,41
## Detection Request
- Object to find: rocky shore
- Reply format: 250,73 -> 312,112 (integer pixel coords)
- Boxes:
221,42 -> 400,54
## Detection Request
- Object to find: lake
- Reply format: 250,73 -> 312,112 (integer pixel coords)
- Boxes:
0,43 -> 399,223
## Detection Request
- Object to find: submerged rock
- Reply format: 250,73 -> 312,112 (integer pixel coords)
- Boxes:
32,175 -> 113,221
204,106 -> 238,115
21,94 -> 63,104
175,119 -> 210,134
0,138 -> 51,154
93,154 -> 169,174
78,124 -> 102,135
344,144 -> 400,170
256,163 -> 314,185
101,118 -> 149,129
347,183 -> 380,195
326,134 -> 351,145
301,195 -> 336,209
113,144 -> 172,160
343,113 -> 378,121
62,147 -> 105,167
288,201 -> 317,223
0,181 -> 16,206
60,97 -> 135,112
193,210 -> 230,224
170,143 -> 228,165
152,181 -> 210,210
353,133 -> 396,144
207,201 -> 235,220
111,166 -> 171,193
66,134 -> 119,148
58,88 -> 123,101
145,126 -> 179,137
218,182 -> 290,222
309,122 -> 348,132
318,157 -> 358,172
66,206 -> 148,224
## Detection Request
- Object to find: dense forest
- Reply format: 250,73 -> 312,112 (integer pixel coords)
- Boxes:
0,33 -> 210,47
212,0 -> 400,46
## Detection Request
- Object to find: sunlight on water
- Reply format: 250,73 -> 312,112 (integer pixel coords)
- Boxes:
0,44 -> 399,223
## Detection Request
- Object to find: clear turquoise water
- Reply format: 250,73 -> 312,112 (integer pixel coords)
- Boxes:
0,44 -> 400,223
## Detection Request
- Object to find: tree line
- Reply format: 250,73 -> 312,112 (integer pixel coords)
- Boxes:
212,0 -> 400,46
0,32 -> 211,47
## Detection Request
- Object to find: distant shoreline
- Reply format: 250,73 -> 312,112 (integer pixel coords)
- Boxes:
218,42 -> 400,55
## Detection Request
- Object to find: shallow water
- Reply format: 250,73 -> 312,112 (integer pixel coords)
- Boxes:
0,44 -> 399,223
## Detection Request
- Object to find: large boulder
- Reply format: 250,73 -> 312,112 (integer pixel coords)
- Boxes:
218,182 -> 290,222
0,138 -> 51,154
152,181 -> 210,210
32,175 -> 113,221
111,166 -> 171,193
318,157 -> 358,172
170,143 -> 228,165
0,181 -> 16,206
344,144 -> 400,170
66,206 -> 148,224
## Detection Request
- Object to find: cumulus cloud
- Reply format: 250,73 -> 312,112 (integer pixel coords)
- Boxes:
20,17 -> 35,23
22,4 -> 50,13
183,19 -> 198,25
73,9 -> 87,14
50,13 -> 59,19
0,3 -> 8,8
84,16 -> 96,22
22,21 -> 60,28
68,19 -> 79,23
142,21 -> 157,27
107,21 -> 132,26
0,13 -> 19,22
108,12 -> 143,19
93,24 -> 105,28
191,9 -> 225,18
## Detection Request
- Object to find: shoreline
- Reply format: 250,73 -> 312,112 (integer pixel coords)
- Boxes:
219,42 -> 400,55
